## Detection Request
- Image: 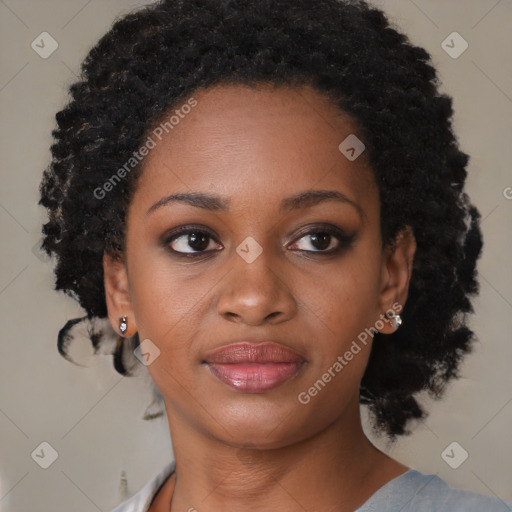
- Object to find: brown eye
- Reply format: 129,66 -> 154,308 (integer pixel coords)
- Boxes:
291,231 -> 337,252
288,226 -> 355,254
310,232 -> 334,251
166,228 -> 222,255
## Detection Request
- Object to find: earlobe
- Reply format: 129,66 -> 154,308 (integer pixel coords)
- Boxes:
377,226 -> 416,334
103,253 -> 137,337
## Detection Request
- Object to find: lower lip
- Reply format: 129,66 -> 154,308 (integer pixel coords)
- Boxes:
206,362 -> 304,392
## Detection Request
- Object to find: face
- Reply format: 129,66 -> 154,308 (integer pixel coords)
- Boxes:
104,83 -> 415,449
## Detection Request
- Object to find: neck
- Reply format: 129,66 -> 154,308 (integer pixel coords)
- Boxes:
161,393 -> 407,512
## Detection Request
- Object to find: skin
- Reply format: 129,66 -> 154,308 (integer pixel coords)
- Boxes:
104,83 -> 416,512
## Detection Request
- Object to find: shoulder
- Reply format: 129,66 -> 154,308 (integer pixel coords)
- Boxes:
110,461 -> 176,512
358,469 -> 512,512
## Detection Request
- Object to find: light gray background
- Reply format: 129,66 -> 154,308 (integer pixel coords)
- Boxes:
0,1 -> 511,510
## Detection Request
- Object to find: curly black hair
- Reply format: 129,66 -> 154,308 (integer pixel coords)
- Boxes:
39,0 -> 483,440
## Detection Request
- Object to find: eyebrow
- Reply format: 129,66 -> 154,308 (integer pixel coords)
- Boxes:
146,189 -> 363,218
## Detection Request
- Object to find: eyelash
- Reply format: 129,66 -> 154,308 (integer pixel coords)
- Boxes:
162,224 -> 355,259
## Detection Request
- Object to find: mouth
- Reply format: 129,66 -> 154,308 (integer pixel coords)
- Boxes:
203,342 -> 307,393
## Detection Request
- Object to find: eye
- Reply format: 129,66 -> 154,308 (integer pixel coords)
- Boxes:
165,227 -> 222,257
288,226 -> 355,254
163,224 -> 354,258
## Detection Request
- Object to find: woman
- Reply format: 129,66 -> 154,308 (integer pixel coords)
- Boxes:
39,0 -> 512,510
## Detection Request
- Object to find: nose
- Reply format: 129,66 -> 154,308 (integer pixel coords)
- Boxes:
216,245 -> 297,326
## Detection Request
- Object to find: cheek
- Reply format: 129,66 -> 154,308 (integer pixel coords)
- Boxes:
127,240 -> 202,333
303,250 -> 382,338
128,264 -> 210,397
127,249 -> 220,378
292,257 -> 382,411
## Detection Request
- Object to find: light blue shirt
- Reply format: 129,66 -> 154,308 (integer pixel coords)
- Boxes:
112,460 -> 512,511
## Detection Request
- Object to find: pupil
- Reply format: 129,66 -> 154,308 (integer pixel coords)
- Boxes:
189,232 -> 209,251
311,233 -> 330,250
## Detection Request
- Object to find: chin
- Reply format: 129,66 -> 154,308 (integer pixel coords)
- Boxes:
205,399 -> 317,449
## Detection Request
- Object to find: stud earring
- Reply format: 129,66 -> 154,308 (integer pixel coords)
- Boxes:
119,316 -> 128,335
386,312 -> 402,331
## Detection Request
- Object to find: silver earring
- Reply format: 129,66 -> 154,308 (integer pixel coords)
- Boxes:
119,316 -> 128,335
387,312 -> 402,331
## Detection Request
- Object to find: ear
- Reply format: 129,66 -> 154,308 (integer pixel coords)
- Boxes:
103,253 -> 137,337
377,226 -> 416,334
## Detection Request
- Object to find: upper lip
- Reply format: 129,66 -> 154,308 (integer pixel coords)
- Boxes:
204,342 -> 306,364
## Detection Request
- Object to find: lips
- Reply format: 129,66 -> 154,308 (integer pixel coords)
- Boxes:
204,342 -> 306,392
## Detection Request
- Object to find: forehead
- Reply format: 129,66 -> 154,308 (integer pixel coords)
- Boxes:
133,83 -> 377,214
